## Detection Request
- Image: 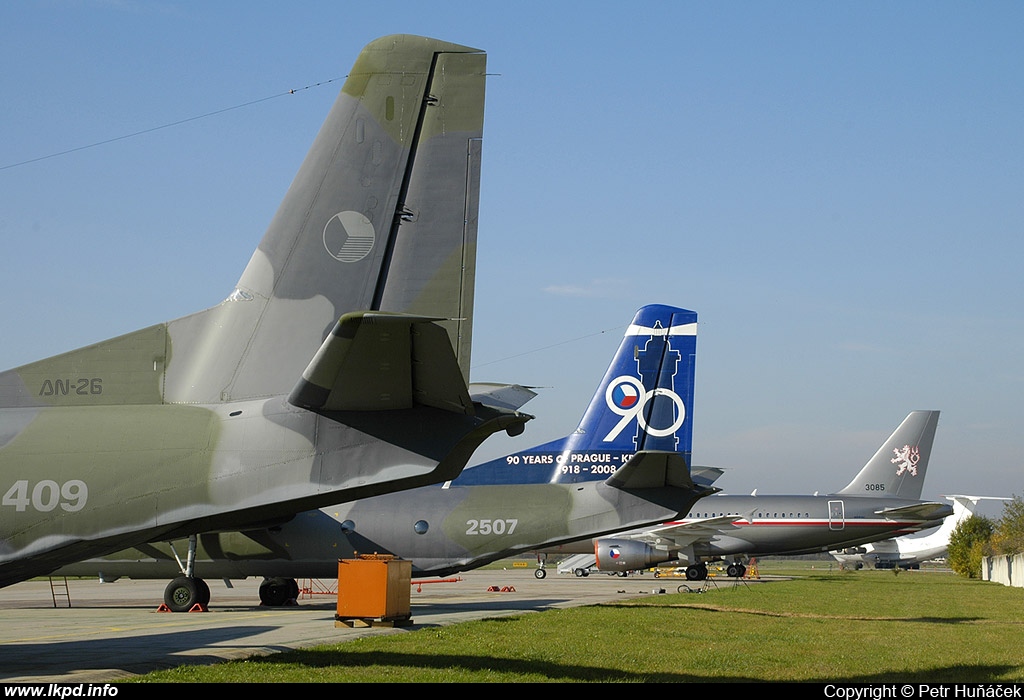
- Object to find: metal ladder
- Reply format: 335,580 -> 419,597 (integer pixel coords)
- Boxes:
49,577 -> 72,608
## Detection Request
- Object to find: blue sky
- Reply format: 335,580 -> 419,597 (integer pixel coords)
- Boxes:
1,1 -> 1021,509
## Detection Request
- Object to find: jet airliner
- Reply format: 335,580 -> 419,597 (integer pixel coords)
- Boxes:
576,410 -> 953,579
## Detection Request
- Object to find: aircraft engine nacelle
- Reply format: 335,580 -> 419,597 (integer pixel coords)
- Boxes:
594,539 -> 673,572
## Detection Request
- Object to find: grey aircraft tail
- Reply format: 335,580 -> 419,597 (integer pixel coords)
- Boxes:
834,410 -> 940,500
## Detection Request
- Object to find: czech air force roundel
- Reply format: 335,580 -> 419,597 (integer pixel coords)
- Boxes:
611,382 -> 639,409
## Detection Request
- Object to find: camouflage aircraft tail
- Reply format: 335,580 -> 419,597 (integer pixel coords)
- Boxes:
0,35 -> 529,589
168,34 -> 487,404
3,35 -> 484,410
835,410 -> 940,499
454,304 -> 700,486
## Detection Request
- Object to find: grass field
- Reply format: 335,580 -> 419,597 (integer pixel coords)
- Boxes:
129,563 -> 1024,683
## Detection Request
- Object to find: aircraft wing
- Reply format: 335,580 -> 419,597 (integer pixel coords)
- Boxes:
875,502 -> 954,522
624,514 -> 743,548
288,312 -> 473,414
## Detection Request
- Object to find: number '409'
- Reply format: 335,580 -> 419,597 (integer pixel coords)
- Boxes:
2,480 -> 88,512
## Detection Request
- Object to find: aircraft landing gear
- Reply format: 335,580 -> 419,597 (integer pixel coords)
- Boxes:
259,577 -> 300,606
162,534 -> 210,611
726,563 -> 747,578
534,552 -> 548,580
164,576 -> 210,612
685,563 -> 708,581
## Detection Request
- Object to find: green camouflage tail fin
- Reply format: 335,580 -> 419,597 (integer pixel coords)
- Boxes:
0,35 -> 484,410
166,35 -> 485,404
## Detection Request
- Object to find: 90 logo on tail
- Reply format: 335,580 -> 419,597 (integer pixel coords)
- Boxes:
603,376 -> 686,441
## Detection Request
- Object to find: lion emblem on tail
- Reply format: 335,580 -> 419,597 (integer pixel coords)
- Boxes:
891,445 -> 920,476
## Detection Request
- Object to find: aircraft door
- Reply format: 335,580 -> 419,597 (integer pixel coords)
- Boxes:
828,500 -> 845,531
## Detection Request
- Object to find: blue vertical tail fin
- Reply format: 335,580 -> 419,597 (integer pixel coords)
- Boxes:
454,304 -> 697,485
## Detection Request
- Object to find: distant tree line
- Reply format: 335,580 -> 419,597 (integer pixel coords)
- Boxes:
947,494 -> 1024,578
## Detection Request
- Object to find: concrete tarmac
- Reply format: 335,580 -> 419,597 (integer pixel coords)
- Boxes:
0,567 -> 735,683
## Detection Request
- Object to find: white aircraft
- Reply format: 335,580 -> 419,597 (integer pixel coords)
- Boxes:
831,495 -> 1007,569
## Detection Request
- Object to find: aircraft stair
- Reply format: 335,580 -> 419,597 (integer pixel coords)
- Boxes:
557,553 -> 597,576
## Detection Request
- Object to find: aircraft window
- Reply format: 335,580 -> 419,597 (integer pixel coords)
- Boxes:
414,520 -> 429,535
340,519 -> 355,534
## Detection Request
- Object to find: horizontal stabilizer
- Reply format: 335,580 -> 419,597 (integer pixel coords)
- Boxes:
875,501 -> 954,522
288,312 -> 473,413
691,466 -> 726,489
468,383 -> 538,412
605,450 -> 694,490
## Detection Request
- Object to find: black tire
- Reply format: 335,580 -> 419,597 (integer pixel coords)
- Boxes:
534,568 -> 547,579
685,566 -> 702,581
196,578 -> 211,607
259,577 -> 293,607
164,576 -> 205,613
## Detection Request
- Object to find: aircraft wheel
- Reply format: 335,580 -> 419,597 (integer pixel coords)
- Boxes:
259,577 -> 294,606
685,566 -> 701,581
287,578 -> 300,599
727,564 -> 745,578
196,578 -> 211,606
534,568 -> 547,579
164,576 -> 207,612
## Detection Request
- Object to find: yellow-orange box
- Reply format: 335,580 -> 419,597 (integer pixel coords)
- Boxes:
335,556 -> 412,622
